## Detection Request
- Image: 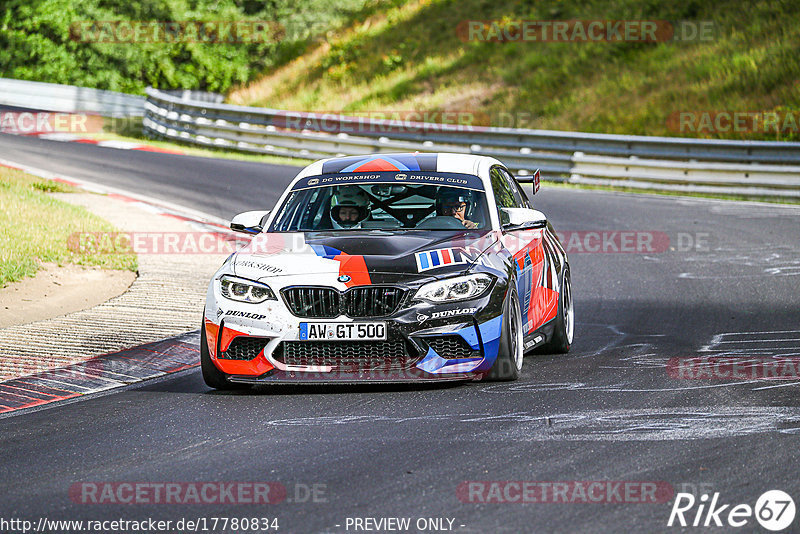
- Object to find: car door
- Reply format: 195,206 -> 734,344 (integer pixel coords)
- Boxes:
490,166 -> 539,334
505,167 -> 562,333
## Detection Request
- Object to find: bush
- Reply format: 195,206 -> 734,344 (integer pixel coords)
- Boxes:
0,0 -> 382,94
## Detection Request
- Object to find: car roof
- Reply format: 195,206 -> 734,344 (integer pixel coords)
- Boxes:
291,153 -> 505,186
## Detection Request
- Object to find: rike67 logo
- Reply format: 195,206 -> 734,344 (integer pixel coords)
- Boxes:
668,490 -> 796,531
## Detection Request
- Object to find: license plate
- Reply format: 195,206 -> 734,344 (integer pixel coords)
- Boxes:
299,322 -> 387,341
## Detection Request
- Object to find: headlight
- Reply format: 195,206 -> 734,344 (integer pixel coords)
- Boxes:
219,275 -> 276,303
414,273 -> 493,303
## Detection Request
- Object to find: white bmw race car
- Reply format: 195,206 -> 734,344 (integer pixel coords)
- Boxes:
201,153 -> 573,389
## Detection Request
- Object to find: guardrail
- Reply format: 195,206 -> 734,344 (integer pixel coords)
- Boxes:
0,78 -> 145,117
140,86 -> 799,199
5,75 -> 794,198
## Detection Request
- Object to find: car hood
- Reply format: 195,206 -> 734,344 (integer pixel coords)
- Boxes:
231,230 -> 497,283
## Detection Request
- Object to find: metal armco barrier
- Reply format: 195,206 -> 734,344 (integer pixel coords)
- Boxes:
143,87 -> 800,198
155,86 -> 800,198
0,78 -> 145,117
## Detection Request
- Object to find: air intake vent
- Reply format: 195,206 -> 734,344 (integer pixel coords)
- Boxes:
273,338 -> 418,371
221,337 -> 269,360
426,336 -> 480,359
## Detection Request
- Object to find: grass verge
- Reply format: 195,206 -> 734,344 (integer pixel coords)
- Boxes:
0,166 -> 137,287
229,0 -> 800,142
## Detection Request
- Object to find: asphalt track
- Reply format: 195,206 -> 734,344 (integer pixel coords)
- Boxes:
2,133 -> 800,532
0,133 -> 296,220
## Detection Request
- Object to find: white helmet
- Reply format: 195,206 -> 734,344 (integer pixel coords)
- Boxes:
330,186 -> 370,229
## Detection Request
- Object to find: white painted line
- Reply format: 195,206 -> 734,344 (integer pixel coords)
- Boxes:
21,376 -> 94,391
0,156 -> 231,229
96,140 -> 144,149
36,133 -> 84,141
714,339 -> 800,344
717,330 -> 800,336
752,381 -> 800,390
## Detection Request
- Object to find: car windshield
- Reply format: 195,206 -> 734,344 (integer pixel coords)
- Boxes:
269,179 -> 491,232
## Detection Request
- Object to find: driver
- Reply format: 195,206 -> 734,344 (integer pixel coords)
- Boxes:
330,186 -> 371,229
435,188 -> 478,229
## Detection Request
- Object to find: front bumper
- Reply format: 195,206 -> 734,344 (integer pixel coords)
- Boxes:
204,284 -> 504,383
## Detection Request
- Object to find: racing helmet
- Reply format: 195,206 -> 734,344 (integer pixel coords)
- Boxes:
330,186 -> 371,228
435,187 -> 476,219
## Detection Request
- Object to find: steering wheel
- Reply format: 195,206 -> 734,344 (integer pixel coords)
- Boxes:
416,216 -> 467,230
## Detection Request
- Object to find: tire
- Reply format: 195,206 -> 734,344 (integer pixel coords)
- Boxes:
540,267 -> 573,353
485,283 -> 524,381
200,320 -> 248,390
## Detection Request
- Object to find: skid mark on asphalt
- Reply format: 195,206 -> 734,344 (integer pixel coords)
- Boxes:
482,380 -> 766,394
260,407 -> 800,441
663,329 -> 800,387
564,323 -> 628,360
522,326 -> 800,393
678,246 -> 800,279
533,322 -> 680,377
510,407 -> 800,441
0,331 -> 200,416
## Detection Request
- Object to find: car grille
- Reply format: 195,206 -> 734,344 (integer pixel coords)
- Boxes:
282,287 -> 340,318
281,286 -> 405,318
346,287 -> 405,317
426,335 -> 480,360
273,337 -> 419,371
220,337 -> 269,360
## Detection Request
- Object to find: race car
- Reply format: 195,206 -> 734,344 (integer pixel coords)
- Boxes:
201,153 -> 573,388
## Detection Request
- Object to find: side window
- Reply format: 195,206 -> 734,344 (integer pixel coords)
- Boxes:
501,168 -> 531,208
490,167 -> 516,225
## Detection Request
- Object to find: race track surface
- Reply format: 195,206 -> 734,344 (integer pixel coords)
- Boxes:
0,133 -> 297,220
2,133 -> 800,532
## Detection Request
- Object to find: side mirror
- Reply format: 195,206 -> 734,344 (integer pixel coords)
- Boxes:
500,208 -> 547,230
230,210 -> 271,234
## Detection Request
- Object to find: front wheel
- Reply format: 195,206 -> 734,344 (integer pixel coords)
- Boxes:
485,284 -> 524,381
540,267 -> 573,353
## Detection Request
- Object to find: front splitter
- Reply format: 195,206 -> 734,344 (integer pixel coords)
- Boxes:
227,368 -> 478,385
